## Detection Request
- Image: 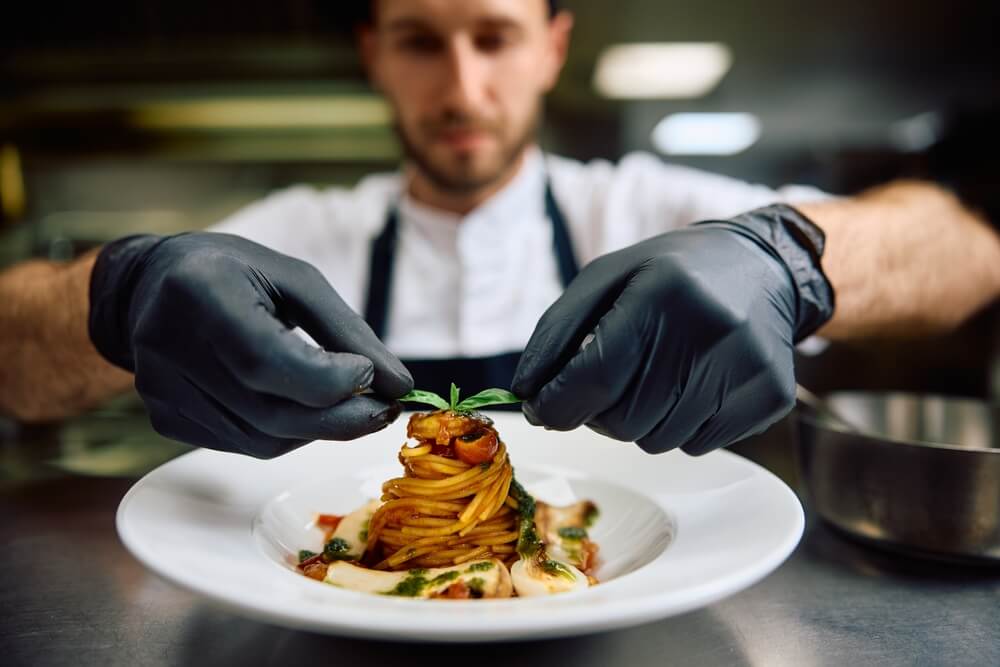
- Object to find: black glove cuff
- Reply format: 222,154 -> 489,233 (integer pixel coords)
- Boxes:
696,204 -> 836,341
88,234 -> 167,372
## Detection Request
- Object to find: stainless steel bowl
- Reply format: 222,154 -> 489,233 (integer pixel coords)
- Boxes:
797,392 -> 1000,563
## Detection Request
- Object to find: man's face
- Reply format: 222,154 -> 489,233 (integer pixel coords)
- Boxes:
362,0 -> 572,193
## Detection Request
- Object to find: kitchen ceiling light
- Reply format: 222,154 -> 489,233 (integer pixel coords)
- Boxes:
593,43 -> 732,99
651,112 -> 761,155
889,111 -> 942,153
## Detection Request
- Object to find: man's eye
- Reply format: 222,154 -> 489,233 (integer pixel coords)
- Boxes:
398,35 -> 442,54
474,33 -> 509,53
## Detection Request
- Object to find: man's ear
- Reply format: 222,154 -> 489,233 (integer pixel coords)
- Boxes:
541,11 -> 574,92
358,26 -> 381,91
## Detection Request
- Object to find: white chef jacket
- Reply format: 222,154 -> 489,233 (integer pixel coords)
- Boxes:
211,148 -> 829,359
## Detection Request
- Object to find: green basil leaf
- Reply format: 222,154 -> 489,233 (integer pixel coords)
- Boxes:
455,388 -> 521,412
450,383 -> 461,411
400,390 -> 449,410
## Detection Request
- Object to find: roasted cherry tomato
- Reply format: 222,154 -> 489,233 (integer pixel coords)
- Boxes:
408,411 -> 480,445
453,431 -> 499,465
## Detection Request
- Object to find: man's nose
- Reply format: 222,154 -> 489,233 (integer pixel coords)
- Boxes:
440,37 -> 489,112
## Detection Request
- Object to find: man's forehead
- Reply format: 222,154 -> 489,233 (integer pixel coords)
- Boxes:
374,0 -> 550,28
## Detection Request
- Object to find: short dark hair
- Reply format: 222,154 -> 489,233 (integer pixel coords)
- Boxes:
357,0 -> 559,25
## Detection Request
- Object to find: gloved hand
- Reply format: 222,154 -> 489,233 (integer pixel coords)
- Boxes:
512,204 -> 834,455
89,232 -> 413,458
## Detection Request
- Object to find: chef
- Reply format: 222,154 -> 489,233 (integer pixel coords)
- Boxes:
2,0 -> 999,459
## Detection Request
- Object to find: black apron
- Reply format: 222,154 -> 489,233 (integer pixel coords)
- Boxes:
363,182 -> 578,402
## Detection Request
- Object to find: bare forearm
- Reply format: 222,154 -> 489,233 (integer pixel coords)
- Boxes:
798,181 -> 1000,339
0,251 -> 132,421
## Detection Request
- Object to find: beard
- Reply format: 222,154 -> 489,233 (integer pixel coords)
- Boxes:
395,103 -> 541,195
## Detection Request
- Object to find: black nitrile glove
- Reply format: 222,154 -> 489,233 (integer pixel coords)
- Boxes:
89,232 -> 413,458
512,204 -> 834,456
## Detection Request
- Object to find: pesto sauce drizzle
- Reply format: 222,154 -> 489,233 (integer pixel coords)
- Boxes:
510,476 -> 542,559
557,526 -> 588,541
541,559 -> 577,582
323,537 -> 352,561
384,572 -> 428,597
511,476 -> 580,582
467,577 -> 486,598
431,570 -> 460,585
465,561 -> 494,573
382,568 -> 460,597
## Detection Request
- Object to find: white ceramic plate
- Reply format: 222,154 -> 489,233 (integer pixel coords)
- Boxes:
117,413 -> 803,642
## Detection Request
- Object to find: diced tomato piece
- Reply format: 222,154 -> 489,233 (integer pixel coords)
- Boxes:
297,553 -> 325,570
317,514 -> 343,529
432,581 -> 471,599
302,562 -> 329,581
579,539 -> 600,575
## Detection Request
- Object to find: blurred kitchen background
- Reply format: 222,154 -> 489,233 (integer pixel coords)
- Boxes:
1,0 -> 998,412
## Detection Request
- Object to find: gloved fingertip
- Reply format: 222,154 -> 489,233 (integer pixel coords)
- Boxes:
372,400 -> 403,426
396,364 -> 415,393
510,374 -> 533,400
511,353 -> 545,398
679,438 -> 718,457
372,364 -> 414,399
522,401 -> 543,427
635,433 -> 682,455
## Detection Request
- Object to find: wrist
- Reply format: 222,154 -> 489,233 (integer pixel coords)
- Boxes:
88,234 -> 167,371
695,204 -> 836,341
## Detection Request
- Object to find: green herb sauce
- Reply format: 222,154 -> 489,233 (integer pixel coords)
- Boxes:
323,537 -> 352,561
384,572 -> 429,597
558,526 -> 588,541
541,559 -> 577,582
382,568 -> 459,597
465,561 -> 495,573
467,577 -> 486,598
510,477 -> 542,558
430,570 -> 460,586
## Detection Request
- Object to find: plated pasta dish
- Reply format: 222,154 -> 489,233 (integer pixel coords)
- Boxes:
294,386 -> 599,599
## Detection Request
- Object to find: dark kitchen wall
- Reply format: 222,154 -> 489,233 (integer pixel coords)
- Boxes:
5,1 -> 999,166
5,0 -> 999,163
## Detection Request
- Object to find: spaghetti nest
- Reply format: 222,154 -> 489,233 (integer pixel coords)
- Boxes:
363,411 -> 519,570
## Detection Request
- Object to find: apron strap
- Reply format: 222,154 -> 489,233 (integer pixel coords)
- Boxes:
363,207 -> 399,340
546,181 -> 579,288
